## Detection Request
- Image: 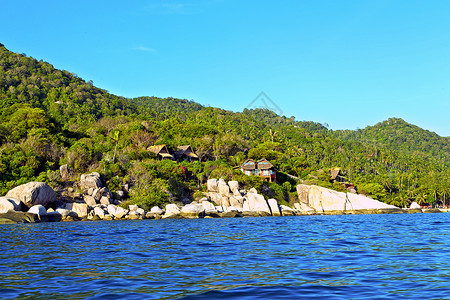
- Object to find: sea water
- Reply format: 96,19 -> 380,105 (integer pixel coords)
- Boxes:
0,213 -> 449,299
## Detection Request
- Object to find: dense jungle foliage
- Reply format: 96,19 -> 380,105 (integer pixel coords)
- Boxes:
1,42 -> 449,209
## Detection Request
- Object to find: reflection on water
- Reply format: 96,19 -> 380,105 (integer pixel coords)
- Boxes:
1,214 -> 450,299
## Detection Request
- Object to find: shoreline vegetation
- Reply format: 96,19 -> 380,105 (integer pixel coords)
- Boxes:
0,175 -> 445,224
1,42 -> 450,216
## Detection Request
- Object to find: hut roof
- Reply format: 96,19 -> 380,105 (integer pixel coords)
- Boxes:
174,145 -> 198,158
147,144 -> 167,154
257,159 -> 274,170
147,144 -> 172,158
241,159 -> 256,170
329,167 -> 342,180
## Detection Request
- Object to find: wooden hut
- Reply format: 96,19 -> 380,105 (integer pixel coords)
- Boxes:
174,145 -> 198,162
147,144 -> 173,160
329,167 -> 345,183
239,158 -> 276,182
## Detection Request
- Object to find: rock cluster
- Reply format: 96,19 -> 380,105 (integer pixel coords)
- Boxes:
0,173 -> 150,223
0,175 -> 441,224
296,184 -> 401,214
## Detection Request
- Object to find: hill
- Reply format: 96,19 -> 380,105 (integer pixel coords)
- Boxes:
334,118 -> 450,162
0,42 -> 449,208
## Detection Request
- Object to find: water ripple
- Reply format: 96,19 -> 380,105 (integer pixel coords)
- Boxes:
0,214 -> 449,299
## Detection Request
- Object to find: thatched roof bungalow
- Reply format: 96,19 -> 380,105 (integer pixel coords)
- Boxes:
239,158 -> 276,182
147,144 -> 173,160
174,145 -> 198,162
329,167 -> 345,183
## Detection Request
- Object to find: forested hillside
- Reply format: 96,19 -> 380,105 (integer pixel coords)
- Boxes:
1,43 -> 449,209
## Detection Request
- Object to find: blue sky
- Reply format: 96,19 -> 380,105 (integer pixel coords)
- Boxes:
1,0 -> 450,136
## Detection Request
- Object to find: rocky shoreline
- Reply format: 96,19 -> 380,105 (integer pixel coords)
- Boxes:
0,174 -> 445,224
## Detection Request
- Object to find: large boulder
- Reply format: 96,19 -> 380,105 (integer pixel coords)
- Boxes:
107,204 -> 128,219
163,204 -> 181,218
218,179 -> 231,196
6,182 -> 56,208
84,195 -> 97,207
66,203 -> 88,218
228,181 -> 240,196
346,193 -> 397,210
80,172 -> 102,189
28,205 -> 47,216
0,211 -> 40,224
294,202 -> 315,214
297,184 -> 398,212
129,205 -> 139,211
244,192 -> 271,215
229,196 -> 244,209
92,189 -> 102,202
0,197 -> 23,213
202,201 -> 216,212
267,199 -> 281,216
150,206 -> 164,215
180,204 -> 205,218
280,205 -> 295,216
100,197 -> 111,205
93,206 -> 106,219
208,192 -> 222,205
207,179 -> 219,192
296,184 -> 311,204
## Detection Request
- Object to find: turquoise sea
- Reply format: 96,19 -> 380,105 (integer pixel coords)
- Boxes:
1,213 -> 449,299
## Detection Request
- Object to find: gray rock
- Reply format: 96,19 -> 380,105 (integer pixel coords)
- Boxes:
60,164 -> 70,180
163,204 -> 181,218
180,204 -> 205,218
68,203 -> 88,218
207,179 -> 219,192
88,188 -> 94,196
136,208 -> 145,215
129,204 -> 138,211
80,172 -> 102,189
92,189 -> 102,201
280,205 -> 295,216
297,184 -> 397,212
296,184 -> 311,204
0,211 -> 40,224
150,206 -> 164,215
267,198 -> 281,216
201,201 -> 216,212
220,195 -> 231,207
244,193 -> 271,215
93,206 -> 105,219
293,202 -> 315,213
0,197 -> 22,213
107,204 -> 128,219
228,181 -> 240,196
218,179 -> 231,196
6,182 -> 56,208
28,205 -> 47,216
208,192 -> 222,206
100,196 -> 110,205
100,187 -> 113,199
128,211 -> 142,220
56,208 -> 78,220
116,190 -> 124,198
229,196 -> 243,209
84,195 -> 97,206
